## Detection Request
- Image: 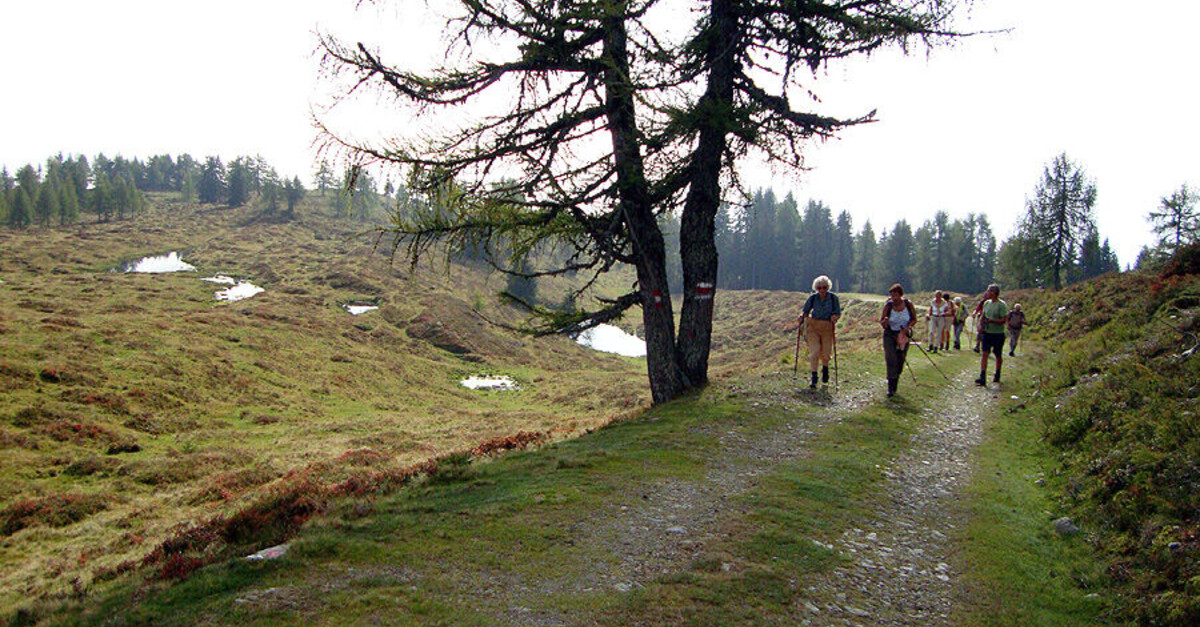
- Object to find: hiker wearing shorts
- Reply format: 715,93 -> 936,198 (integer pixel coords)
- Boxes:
799,275 -> 841,389
880,283 -> 916,397
976,283 -> 1009,386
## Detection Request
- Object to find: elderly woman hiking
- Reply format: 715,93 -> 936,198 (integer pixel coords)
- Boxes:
880,283 -> 917,398
798,275 -> 841,389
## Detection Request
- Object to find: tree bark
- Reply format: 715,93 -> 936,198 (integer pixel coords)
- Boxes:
677,0 -> 738,388
603,9 -> 685,404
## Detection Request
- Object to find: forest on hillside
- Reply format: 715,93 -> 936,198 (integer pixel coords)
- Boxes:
3,151 -> 1194,297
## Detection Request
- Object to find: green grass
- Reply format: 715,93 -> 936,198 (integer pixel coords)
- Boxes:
955,343 -> 1112,626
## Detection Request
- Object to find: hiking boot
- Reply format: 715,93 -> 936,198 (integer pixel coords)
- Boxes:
1009,350 -> 1014,356
993,373 -> 1001,383
930,346 -> 937,353
887,378 -> 897,397
821,366 -> 829,383
810,372 -> 818,389
973,346 -> 980,353
954,343 -> 961,350
975,376 -> 986,386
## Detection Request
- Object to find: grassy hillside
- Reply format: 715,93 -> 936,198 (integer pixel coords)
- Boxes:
997,267 -> 1200,625
0,197 -> 650,614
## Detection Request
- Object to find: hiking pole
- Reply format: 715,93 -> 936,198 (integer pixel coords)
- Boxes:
793,320 -> 803,378
832,325 -> 839,391
910,341 -> 951,380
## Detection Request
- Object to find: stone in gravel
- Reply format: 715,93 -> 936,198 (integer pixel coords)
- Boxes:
1053,517 -> 1081,536
666,526 -> 687,535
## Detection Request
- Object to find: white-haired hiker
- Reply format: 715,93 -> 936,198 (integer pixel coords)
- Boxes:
928,291 -> 950,353
798,275 -> 841,389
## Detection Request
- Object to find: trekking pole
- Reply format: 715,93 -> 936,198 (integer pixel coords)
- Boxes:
793,320 -> 803,378
910,341 -> 951,380
832,325 -> 839,391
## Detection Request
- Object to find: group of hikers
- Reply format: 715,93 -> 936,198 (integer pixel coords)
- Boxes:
797,277 -> 1027,397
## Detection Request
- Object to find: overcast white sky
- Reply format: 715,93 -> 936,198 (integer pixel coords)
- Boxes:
2,0 -> 1195,267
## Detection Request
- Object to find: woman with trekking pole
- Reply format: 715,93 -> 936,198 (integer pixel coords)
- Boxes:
880,283 -> 917,398
798,275 -> 841,389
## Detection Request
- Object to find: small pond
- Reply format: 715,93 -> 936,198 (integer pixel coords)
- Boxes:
575,324 -> 647,358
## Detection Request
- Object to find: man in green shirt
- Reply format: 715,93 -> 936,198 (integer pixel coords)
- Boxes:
976,283 -> 1009,386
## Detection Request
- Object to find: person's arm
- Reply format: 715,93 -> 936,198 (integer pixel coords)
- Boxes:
799,294 -> 813,323
831,293 -> 841,324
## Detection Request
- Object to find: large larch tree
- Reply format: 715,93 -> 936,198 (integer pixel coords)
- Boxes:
318,0 -> 964,403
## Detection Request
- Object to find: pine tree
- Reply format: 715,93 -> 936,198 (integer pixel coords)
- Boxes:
1022,153 -> 1098,289
35,184 -> 59,227
284,177 -> 305,219
853,221 -> 877,292
227,159 -> 252,207
198,157 -> 226,204
1149,183 -> 1199,256
9,188 -> 32,228
830,211 -> 855,292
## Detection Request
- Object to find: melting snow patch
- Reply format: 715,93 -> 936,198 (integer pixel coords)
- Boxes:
344,304 -> 379,315
201,275 -> 237,285
215,282 -> 264,302
575,324 -> 647,357
461,375 -> 520,391
124,252 -> 196,273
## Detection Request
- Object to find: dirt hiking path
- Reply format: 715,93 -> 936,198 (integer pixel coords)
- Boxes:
483,359 -> 999,626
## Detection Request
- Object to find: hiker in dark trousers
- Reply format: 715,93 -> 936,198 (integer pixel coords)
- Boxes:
799,275 -> 841,389
976,283 -> 1009,386
1007,303 -> 1026,356
880,283 -> 916,397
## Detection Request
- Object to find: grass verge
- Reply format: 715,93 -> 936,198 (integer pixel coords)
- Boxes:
955,342 -> 1111,626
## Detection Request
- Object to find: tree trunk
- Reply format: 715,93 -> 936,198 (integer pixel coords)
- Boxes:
677,0 -> 738,388
603,9 -> 685,404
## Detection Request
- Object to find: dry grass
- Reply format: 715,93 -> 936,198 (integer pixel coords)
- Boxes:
0,197 -> 648,613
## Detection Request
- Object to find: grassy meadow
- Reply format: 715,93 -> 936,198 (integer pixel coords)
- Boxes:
0,196 -> 652,613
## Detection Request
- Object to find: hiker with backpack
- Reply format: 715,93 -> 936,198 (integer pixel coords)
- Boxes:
976,283 -> 1010,386
798,275 -> 841,389
880,283 -> 917,397
1007,303 -> 1026,356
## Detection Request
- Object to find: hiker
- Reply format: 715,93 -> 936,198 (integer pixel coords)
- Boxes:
971,296 -> 986,353
952,296 -> 968,350
941,293 -> 956,350
976,283 -> 1009,386
1007,303 -> 1026,356
799,275 -> 841,389
880,283 -> 917,397
928,291 -> 951,352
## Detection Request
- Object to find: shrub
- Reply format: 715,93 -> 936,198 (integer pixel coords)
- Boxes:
1,493 -> 109,536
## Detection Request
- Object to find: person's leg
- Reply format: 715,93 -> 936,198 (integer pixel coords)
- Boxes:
977,333 -> 992,385
819,322 -> 834,382
953,322 -> 963,350
994,337 -> 1005,381
807,324 -> 821,387
883,333 -> 899,395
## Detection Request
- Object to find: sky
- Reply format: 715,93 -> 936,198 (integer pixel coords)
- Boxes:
2,0 -> 1196,267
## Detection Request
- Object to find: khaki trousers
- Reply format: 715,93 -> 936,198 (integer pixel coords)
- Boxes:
806,318 -> 835,371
